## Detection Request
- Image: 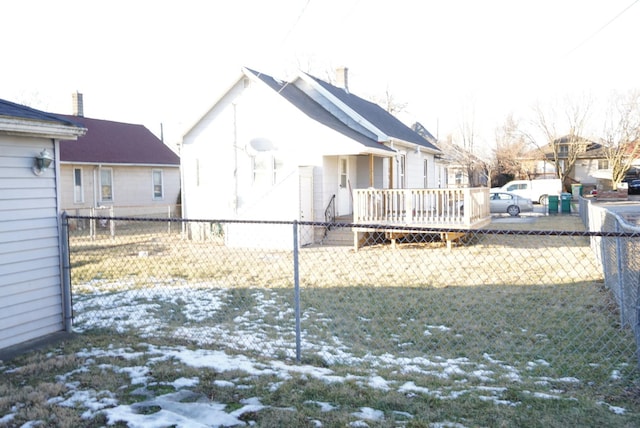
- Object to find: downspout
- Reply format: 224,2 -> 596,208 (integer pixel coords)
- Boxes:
388,141 -> 399,189
54,139 -> 72,332
369,154 -> 374,187
233,103 -> 238,215
93,166 -> 98,207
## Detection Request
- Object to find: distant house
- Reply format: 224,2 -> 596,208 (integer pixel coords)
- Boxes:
59,93 -> 181,218
0,98 -> 85,351
181,67 -> 488,249
435,139 -> 488,188
520,136 -> 640,192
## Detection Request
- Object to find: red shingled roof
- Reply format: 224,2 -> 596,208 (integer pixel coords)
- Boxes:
58,115 -> 179,166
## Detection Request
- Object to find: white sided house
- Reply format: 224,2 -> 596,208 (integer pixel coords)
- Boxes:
181,67 -> 488,249
58,93 -> 181,219
0,98 -> 86,351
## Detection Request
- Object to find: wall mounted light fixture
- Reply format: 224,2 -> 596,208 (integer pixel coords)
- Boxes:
33,149 -> 54,176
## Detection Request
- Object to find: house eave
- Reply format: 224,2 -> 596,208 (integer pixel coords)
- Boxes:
182,73 -> 247,140
387,138 -> 442,156
60,161 -> 180,168
0,117 -> 86,140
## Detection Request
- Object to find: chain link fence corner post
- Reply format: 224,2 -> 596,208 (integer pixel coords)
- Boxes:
60,211 -> 73,332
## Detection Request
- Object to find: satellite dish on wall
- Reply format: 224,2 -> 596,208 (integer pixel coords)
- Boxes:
249,138 -> 276,152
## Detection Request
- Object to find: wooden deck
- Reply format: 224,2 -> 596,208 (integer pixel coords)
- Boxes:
350,187 -> 491,250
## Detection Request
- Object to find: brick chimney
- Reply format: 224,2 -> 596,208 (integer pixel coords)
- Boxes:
335,66 -> 349,92
72,92 -> 84,117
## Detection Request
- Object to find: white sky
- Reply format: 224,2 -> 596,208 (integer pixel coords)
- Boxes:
2,0 -> 639,151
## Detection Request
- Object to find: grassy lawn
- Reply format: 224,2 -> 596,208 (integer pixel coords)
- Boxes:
2,215 -> 639,426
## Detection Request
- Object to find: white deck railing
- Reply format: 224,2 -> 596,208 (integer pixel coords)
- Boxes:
353,187 -> 491,229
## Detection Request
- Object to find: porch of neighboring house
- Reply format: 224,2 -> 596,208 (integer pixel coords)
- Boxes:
325,187 -> 491,250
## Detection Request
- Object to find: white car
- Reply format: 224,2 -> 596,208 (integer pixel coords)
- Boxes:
490,191 -> 533,216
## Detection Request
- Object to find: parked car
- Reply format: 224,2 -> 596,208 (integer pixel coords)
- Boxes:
489,191 -> 534,216
628,179 -> 640,195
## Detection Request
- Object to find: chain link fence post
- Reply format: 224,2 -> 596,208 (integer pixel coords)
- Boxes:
60,212 -> 73,332
293,220 -> 301,363
616,220 -> 627,326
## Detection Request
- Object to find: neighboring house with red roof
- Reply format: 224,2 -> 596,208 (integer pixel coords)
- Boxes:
0,98 -> 86,351
58,94 -> 181,217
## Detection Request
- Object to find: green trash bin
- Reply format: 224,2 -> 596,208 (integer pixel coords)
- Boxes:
571,184 -> 583,198
548,195 -> 559,213
560,192 -> 572,213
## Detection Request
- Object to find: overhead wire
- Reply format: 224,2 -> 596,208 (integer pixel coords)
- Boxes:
565,0 -> 639,57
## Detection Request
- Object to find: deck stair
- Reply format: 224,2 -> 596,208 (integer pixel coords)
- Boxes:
321,225 -> 352,246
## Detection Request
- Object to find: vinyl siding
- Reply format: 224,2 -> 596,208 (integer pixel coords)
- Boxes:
0,137 -> 63,349
60,164 -> 181,214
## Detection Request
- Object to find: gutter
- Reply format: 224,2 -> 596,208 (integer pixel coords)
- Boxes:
0,118 -> 86,139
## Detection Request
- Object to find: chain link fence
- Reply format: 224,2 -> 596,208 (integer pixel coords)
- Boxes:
580,197 -> 640,349
63,212 -> 640,391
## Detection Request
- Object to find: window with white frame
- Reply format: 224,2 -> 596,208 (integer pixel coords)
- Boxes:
152,169 -> 164,199
455,171 -> 463,185
598,159 -> 609,170
273,157 -> 284,183
73,168 -> 84,203
339,158 -> 347,188
100,168 -> 113,202
253,153 -> 283,186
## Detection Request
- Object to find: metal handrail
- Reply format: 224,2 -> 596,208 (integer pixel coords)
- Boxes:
324,194 -> 336,224
324,194 -> 336,238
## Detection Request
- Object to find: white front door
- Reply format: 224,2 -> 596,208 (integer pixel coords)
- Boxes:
337,157 -> 351,216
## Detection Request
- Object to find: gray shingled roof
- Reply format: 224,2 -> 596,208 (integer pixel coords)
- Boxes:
0,98 -> 82,127
245,68 -> 394,153
304,73 -> 439,151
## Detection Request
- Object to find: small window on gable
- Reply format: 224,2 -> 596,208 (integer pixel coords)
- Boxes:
152,169 -> 164,199
73,167 -> 84,203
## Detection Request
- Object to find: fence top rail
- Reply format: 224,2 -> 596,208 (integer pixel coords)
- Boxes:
63,214 -> 295,226
62,214 -> 640,238
354,187 -> 484,193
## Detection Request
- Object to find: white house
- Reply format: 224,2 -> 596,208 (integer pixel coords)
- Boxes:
58,93 -> 181,219
181,67 -> 452,248
522,136 -> 640,193
0,98 -> 86,351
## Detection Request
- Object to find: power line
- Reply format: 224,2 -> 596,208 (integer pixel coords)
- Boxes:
565,0 -> 639,57
281,0 -> 312,45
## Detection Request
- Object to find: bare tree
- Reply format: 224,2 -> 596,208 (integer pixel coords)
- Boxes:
529,95 -> 593,185
437,134 -> 489,188
600,90 -> 640,190
493,114 -> 530,184
371,85 -> 408,114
